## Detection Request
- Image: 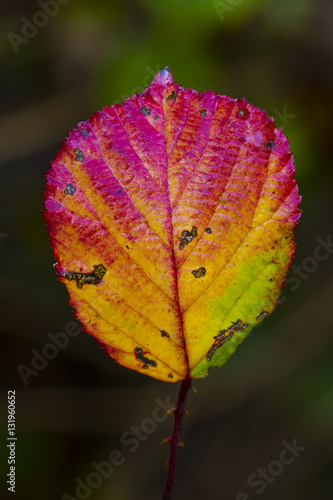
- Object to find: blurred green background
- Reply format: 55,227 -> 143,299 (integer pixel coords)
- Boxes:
1,0 -> 333,499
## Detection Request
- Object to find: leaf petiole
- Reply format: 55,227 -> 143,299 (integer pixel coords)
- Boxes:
162,377 -> 193,500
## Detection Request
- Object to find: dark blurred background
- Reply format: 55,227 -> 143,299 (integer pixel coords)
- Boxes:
1,0 -> 333,499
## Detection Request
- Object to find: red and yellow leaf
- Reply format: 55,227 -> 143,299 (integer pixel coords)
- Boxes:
43,68 -> 301,382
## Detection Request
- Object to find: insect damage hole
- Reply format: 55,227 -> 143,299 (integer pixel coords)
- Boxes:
207,332 -> 234,362
134,348 -> 157,368
256,311 -> 268,321
63,264 -> 106,289
206,319 -> 248,362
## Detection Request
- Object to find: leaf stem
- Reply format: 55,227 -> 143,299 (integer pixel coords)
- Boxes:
161,377 -> 193,500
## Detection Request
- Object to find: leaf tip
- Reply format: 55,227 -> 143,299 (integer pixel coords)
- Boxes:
155,66 -> 174,86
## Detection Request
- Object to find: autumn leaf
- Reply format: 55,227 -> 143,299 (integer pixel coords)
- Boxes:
43,68 -> 301,382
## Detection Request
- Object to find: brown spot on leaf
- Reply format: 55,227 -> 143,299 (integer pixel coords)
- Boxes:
63,264 -> 106,289
64,184 -> 76,196
140,105 -> 151,116
74,147 -> 84,162
166,91 -> 177,101
179,226 -> 197,250
192,267 -> 206,278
